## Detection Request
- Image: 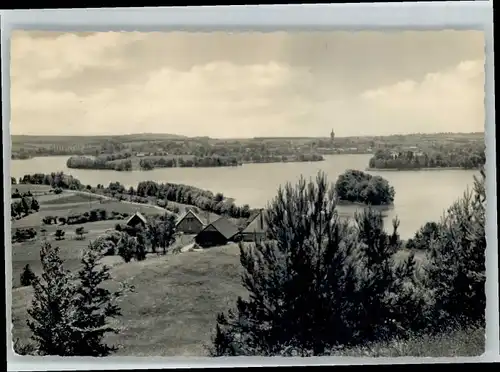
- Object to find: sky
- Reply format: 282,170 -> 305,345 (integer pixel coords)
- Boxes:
11,30 -> 485,138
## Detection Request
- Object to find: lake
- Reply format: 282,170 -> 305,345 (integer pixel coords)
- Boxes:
10,154 -> 478,239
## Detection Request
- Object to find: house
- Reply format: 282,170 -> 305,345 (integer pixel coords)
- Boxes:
241,209 -> 268,243
125,212 -> 148,229
195,217 -> 240,248
175,209 -> 208,234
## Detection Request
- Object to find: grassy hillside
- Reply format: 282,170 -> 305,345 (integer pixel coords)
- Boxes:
9,184 -> 481,357
11,242 -> 482,357
12,244 -> 246,356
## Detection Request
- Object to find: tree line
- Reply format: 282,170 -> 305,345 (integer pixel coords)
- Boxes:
368,147 -> 485,170
17,172 -> 254,220
18,172 -> 83,190
133,180 -> 254,219
67,155 -> 133,171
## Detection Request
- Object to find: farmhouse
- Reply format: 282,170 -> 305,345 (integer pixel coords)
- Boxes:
126,212 -> 148,229
241,209 -> 267,243
175,209 -> 210,234
195,217 -> 240,248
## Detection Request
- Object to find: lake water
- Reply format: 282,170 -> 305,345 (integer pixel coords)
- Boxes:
10,154 -> 478,239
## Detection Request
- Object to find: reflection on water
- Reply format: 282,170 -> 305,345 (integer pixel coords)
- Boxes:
10,154 -> 477,239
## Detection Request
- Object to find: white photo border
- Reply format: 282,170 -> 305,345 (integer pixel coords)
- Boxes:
1,2 -> 497,370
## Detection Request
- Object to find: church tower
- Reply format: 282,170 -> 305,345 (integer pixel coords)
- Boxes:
330,128 -> 335,143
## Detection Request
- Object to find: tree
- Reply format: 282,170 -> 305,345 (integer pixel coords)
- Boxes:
70,241 -> 131,356
20,264 -> 36,287
135,231 -> 148,261
424,168 -> 486,328
146,219 -> 160,254
117,233 -> 136,263
157,214 -> 177,254
75,227 -> 87,240
27,242 -> 77,355
31,197 -> 40,212
352,208 -> 426,341
55,229 -> 65,240
21,197 -> 31,216
335,170 -> 395,206
406,222 -> 440,251
210,172 -> 362,356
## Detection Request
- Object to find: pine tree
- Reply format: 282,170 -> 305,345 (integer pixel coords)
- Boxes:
354,208 -> 429,340
27,241 -> 77,356
424,168 -> 486,328
211,172 -> 361,356
70,241 -> 131,356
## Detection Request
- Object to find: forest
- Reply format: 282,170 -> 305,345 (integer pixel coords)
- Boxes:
368,143 -> 485,170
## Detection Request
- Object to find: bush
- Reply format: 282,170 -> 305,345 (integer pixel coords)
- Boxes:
12,228 -> 37,243
75,227 -> 87,240
117,233 -> 137,263
20,264 -> 36,286
53,187 -> 63,194
406,222 -> 440,251
42,216 -> 55,225
13,339 -> 37,356
55,229 -> 65,240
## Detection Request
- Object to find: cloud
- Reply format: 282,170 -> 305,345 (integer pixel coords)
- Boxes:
12,60 -> 316,137
356,59 -> 484,134
10,31 -> 485,137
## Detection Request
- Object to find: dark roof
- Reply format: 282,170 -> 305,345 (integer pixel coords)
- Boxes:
201,217 -> 239,239
175,209 -> 206,226
126,212 -> 147,225
242,209 -> 267,234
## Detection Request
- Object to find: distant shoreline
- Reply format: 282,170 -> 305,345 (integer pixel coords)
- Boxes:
366,167 -> 476,172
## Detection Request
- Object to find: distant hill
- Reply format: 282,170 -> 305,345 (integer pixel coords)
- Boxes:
11,131 -> 484,144
11,133 -> 188,144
